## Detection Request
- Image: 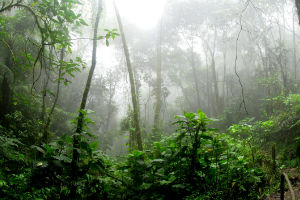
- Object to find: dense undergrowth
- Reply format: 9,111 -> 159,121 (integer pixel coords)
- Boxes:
0,94 -> 299,200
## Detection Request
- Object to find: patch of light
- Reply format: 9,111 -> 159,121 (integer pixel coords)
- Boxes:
115,0 -> 167,29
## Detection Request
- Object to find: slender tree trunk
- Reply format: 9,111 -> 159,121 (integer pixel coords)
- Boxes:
70,0 -> 102,198
0,43 -> 12,125
222,51 -> 226,107
204,34 -> 220,116
144,85 -> 151,131
279,61 -> 288,96
190,40 -> 201,110
178,82 -> 193,110
293,11 -> 297,80
153,19 -> 162,133
277,20 -> 288,96
104,81 -> 116,133
104,101 -> 112,133
114,1 -> 143,151
211,54 -> 220,115
40,69 -> 49,123
43,48 -> 64,143
205,53 -> 211,116
40,67 -> 49,144
0,76 -> 10,123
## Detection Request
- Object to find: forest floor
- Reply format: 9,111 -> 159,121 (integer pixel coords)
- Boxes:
265,168 -> 300,200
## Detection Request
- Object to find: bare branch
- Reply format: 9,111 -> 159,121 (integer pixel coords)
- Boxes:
234,0 -> 250,115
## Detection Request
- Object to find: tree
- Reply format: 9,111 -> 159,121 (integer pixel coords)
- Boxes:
153,19 -> 163,133
203,29 -> 221,116
114,0 -> 143,151
70,0 -> 102,197
43,48 -> 64,143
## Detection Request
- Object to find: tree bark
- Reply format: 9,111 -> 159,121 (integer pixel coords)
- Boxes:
70,0 -> 102,198
114,1 -> 143,151
153,19 -> 162,133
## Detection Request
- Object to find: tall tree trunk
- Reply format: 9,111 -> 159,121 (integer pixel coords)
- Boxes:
205,52 -> 211,116
190,40 -> 201,110
114,1 -> 143,151
40,68 -> 49,123
70,0 -> 102,198
222,51 -> 226,108
0,76 -> 10,123
277,19 -> 288,96
104,100 -> 112,133
204,33 -> 220,116
296,0 -> 300,24
153,19 -> 162,133
279,60 -> 288,96
210,51 -> 220,116
0,53 -> 12,125
43,48 -> 64,143
178,81 -> 193,111
104,80 -> 116,133
293,11 -> 297,80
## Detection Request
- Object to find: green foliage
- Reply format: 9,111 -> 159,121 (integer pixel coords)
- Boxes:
3,107 -> 300,199
3,111 -> 43,145
114,111 -> 265,199
28,133 -> 109,199
97,29 -> 120,46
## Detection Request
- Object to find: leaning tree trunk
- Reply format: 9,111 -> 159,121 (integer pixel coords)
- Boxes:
70,0 -> 102,198
153,19 -> 162,133
114,1 -> 143,151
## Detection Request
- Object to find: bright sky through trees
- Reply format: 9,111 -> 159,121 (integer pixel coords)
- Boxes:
116,0 -> 167,29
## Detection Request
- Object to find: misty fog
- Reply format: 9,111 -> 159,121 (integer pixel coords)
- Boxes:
0,0 -> 300,199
